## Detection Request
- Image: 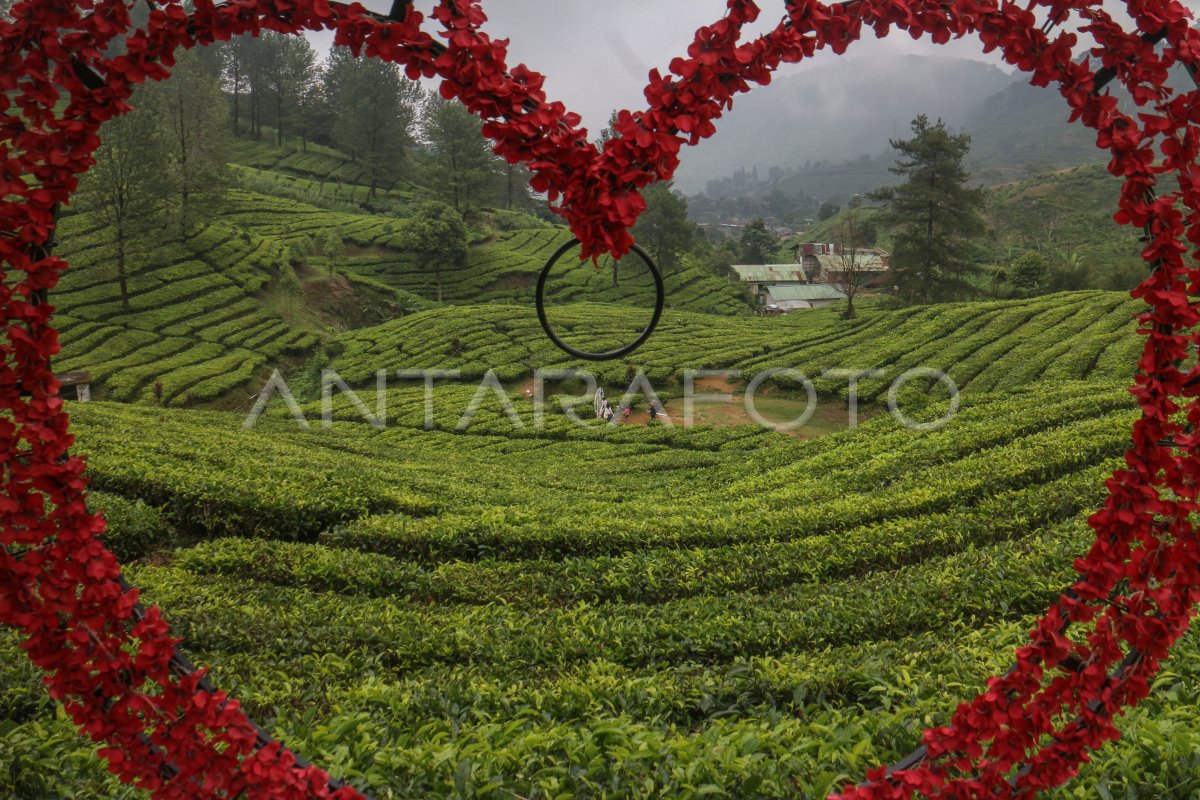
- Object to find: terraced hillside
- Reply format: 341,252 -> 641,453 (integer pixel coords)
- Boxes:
6,378 -> 1200,799
51,212 -> 319,405
345,226 -> 752,313
332,290 -> 1144,392
51,133 -> 748,407
222,192 -> 750,315
229,135 -> 421,204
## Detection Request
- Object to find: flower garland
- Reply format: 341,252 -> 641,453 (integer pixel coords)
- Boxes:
0,0 -> 1198,798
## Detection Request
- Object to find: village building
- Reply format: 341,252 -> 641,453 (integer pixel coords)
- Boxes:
730,265 -> 809,304
763,284 -> 847,313
57,371 -> 92,402
792,242 -> 891,289
731,242 -> 891,313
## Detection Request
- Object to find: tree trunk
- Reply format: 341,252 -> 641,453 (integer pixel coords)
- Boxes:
177,87 -> 190,240
924,199 -> 935,305
116,227 -> 130,311
252,90 -> 261,140
276,90 -> 284,147
612,259 -> 618,288
506,163 -> 514,210
180,184 -> 190,241
232,72 -> 240,135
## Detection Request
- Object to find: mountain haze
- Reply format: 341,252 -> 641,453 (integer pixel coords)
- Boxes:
675,52 -> 1014,193
675,52 -> 1140,198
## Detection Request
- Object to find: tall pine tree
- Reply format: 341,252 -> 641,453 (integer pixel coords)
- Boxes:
871,115 -> 986,304
424,96 -> 502,213
76,87 -> 169,310
144,50 -> 231,240
324,47 -> 420,199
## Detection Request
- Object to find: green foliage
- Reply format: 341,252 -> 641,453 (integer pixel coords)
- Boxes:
75,84 -> 169,310
142,49 -> 232,239
50,214 -> 316,403
1010,250 -> 1050,292
399,201 -> 468,303
632,182 -> 694,275
0,716 -> 140,800
10,370 -> 1190,799
290,233 -> 316,262
319,230 -> 345,275
89,491 -> 174,563
332,292 -> 1142,392
36,54 -> 1193,800
872,115 -> 987,304
986,164 -> 1152,290
423,96 -> 505,212
278,266 -> 302,319
739,218 -> 776,264
324,45 -> 421,198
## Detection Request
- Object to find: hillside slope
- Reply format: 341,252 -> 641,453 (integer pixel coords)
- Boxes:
51,213 -> 320,405
986,163 -> 1147,279
7,377 -> 1200,799
330,291 -> 1144,397
51,134 -> 750,406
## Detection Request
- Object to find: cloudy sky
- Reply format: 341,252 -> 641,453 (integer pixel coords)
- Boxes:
305,0 -> 1197,136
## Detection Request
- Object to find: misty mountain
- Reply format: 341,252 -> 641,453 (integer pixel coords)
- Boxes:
962,78 -> 1108,181
674,52 -> 1014,194
675,51 -> 1130,200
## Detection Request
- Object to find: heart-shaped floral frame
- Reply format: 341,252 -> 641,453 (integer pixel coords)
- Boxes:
2,0 -> 1199,798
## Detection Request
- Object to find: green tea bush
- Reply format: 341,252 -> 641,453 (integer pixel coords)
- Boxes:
89,490 -> 174,562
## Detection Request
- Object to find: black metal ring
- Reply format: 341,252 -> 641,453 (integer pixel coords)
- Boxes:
535,238 -> 665,361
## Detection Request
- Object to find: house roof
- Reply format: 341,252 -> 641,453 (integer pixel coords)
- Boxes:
812,253 -> 889,272
731,265 -> 807,283
765,284 -> 847,302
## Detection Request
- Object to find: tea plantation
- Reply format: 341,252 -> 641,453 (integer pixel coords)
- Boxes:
331,290 -> 1144,392
51,213 -> 319,405
9,130 -> 1198,800
50,174 -> 749,407
6,362 -> 1200,798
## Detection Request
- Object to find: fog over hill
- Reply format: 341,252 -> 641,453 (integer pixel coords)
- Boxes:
675,51 -> 1111,196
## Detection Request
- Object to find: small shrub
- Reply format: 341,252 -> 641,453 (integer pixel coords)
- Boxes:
90,491 -> 173,563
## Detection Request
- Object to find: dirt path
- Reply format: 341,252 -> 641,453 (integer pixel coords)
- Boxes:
515,375 -> 869,437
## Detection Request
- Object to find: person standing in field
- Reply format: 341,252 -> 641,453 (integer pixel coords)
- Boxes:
649,401 -> 659,422
622,404 -> 631,423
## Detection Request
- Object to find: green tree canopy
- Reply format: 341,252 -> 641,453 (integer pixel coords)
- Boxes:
401,201 -> 468,303
260,32 -> 318,147
871,115 -> 986,304
1010,250 -> 1050,293
739,218 -> 776,265
142,50 -> 231,240
424,96 -> 502,213
632,182 -> 694,279
77,86 -> 169,310
324,46 -> 421,199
